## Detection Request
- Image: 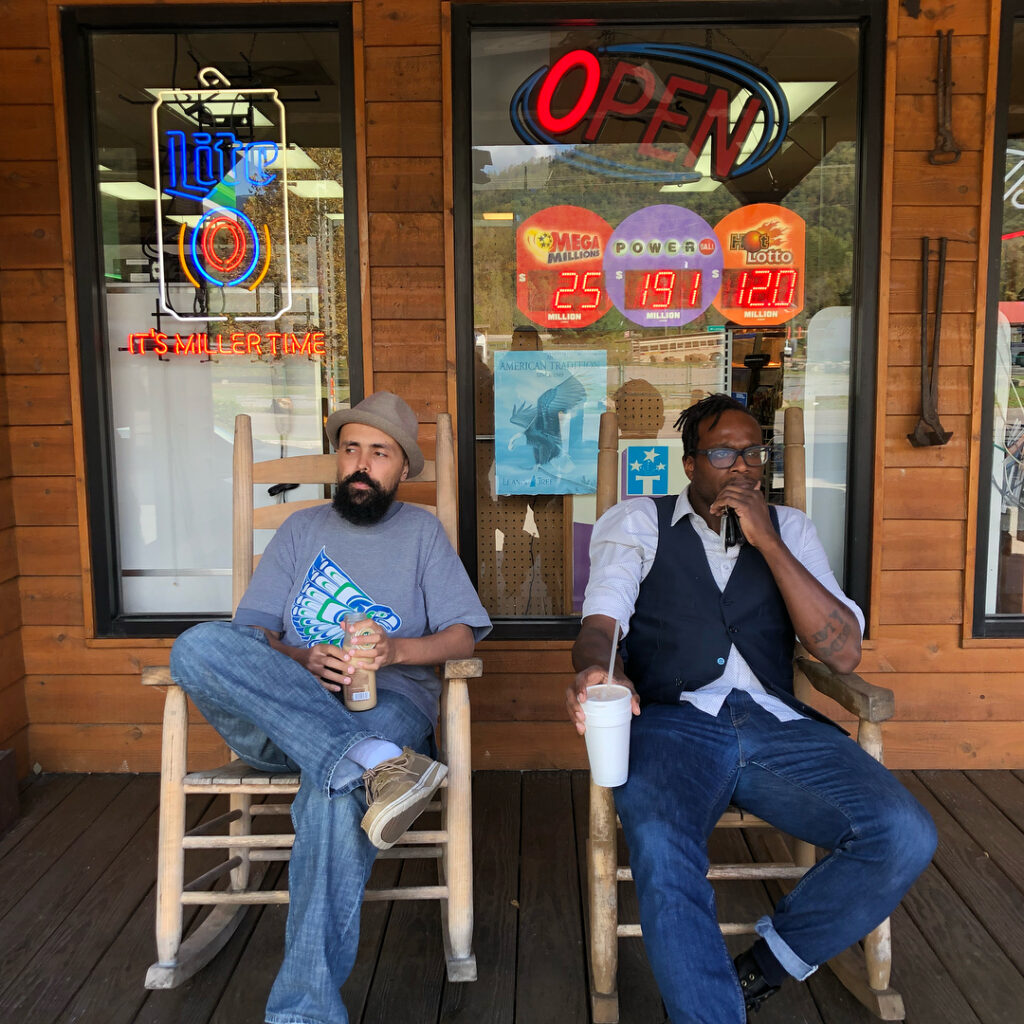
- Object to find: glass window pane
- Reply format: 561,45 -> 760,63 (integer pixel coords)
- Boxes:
88,28 -> 355,616
984,18 -> 1024,616
466,21 -> 865,624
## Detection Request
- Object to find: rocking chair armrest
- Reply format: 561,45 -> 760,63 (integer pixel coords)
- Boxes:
794,657 -> 895,724
443,657 -> 483,680
142,665 -> 175,687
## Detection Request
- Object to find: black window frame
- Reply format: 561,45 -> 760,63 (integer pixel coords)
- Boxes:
975,0 -> 1024,637
62,3 -> 364,639
451,0 -> 884,640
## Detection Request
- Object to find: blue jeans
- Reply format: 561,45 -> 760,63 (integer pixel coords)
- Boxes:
614,691 -> 936,1024
169,621 -> 434,1024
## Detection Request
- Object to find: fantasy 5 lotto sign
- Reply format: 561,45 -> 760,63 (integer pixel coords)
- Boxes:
516,203 -> 804,329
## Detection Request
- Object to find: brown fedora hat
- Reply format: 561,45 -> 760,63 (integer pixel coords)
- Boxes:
324,391 -> 424,477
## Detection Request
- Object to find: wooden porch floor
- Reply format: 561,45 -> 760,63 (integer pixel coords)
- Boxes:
0,770 -> 1022,1024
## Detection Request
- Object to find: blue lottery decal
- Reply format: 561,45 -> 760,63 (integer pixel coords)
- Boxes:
625,445 -> 670,496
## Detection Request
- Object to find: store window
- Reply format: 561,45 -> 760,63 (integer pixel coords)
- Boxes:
978,2 -> 1024,633
453,3 -> 882,637
62,6 -> 361,636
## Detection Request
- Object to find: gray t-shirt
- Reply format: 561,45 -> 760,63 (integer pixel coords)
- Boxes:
234,501 -> 491,721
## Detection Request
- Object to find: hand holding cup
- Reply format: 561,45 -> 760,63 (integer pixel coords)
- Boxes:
580,681 -> 634,787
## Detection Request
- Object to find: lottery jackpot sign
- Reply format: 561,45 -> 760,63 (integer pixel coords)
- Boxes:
605,205 -> 722,328
152,67 -> 292,323
712,204 -> 805,326
516,206 -> 614,329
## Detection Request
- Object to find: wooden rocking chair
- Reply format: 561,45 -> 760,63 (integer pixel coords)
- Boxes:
587,406 -> 905,1022
142,411 -> 481,989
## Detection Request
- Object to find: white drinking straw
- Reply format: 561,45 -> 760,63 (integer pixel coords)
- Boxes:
606,620 -> 620,684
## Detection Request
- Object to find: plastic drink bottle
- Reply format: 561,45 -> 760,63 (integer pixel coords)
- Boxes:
342,612 -> 378,711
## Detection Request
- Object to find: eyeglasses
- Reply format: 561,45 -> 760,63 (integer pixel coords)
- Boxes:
695,445 -> 772,469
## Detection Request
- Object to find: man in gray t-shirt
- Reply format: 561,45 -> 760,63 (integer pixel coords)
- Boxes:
170,391 -> 490,1024
236,496 -> 487,725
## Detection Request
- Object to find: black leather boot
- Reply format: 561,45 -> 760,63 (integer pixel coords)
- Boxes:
733,949 -> 782,1014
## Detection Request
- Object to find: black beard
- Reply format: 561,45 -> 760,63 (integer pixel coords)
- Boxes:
332,471 -> 398,525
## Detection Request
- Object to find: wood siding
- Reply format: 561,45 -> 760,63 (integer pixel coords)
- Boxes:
0,0 -> 50,775
0,0 -> 1020,775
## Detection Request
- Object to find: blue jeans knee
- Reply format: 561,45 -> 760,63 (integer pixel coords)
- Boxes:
872,787 -> 937,893
170,620 -> 263,685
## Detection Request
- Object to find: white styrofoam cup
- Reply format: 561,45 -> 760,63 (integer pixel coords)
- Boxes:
583,683 -> 633,787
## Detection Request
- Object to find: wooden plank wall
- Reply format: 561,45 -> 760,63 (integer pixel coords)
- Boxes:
0,0 -> 53,777
862,0 -> 1023,769
0,320 -> 27,775
0,0 -> 1019,776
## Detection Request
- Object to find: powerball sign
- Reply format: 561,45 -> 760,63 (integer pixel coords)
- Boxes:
604,205 -> 722,328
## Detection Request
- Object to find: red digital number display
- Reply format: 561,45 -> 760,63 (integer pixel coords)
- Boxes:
622,269 -> 703,310
526,269 -> 605,312
720,268 -> 799,309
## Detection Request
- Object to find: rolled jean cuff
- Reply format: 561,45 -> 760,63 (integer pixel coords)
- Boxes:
755,915 -> 818,981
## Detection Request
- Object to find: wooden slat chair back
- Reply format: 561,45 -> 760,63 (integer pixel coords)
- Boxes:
142,411 -> 481,989
588,407 -> 905,1023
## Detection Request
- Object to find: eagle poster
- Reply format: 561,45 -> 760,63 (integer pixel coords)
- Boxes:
494,349 -> 606,495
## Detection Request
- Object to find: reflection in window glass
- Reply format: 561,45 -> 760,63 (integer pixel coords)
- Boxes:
986,19 -> 1024,615
88,29 -> 355,615
467,22 -> 864,622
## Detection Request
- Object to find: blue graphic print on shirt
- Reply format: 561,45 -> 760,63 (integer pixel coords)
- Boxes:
290,547 -> 401,648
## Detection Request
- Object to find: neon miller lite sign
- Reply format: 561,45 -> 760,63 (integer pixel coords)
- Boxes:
151,66 -> 292,323
510,44 -> 789,183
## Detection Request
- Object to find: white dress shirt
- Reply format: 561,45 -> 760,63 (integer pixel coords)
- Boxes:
581,488 -> 865,721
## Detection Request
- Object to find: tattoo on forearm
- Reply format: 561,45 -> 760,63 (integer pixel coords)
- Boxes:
809,609 -> 851,656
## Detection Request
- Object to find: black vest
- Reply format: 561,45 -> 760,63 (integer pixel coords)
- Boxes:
621,496 -> 837,728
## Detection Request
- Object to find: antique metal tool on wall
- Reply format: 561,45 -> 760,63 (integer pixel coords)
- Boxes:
929,29 -> 961,165
908,236 -> 953,447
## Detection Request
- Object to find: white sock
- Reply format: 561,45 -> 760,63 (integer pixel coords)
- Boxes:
347,738 -> 403,771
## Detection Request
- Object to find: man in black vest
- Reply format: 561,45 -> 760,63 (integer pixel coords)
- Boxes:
568,394 -> 935,1024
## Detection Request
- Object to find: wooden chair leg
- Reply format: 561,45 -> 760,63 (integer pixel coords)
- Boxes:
828,719 -> 904,1018
589,779 -> 620,1024
858,720 -> 884,764
440,677 -> 476,981
147,904 -> 251,989
145,684 -> 249,990
150,685 -> 188,980
792,839 -> 816,869
865,916 -> 892,990
829,923 -> 905,1021
229,792 -> 252,890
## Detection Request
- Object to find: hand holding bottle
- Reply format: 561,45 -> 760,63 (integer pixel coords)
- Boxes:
342,612 -> 378,711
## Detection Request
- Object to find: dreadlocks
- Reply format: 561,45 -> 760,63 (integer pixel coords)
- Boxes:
673,394 -> 757,458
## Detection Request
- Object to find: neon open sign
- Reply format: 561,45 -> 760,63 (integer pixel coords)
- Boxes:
510,44 -> 789,183
151,67 -> 292,323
